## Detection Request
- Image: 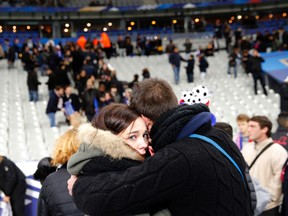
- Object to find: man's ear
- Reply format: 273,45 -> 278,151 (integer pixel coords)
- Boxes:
141,115 -> 153,130
141,115 -> 150,125
262,127 -> 268,136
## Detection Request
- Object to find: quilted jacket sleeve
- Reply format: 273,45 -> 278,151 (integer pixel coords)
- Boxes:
72,148 -> 191,216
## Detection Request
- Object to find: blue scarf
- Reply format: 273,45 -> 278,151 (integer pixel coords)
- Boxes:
176,112 -> 211,141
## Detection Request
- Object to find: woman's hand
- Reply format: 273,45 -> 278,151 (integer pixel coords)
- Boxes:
67,175 -> 78,196
3,196 -> 10,203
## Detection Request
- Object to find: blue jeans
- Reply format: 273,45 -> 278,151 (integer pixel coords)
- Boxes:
47,112 -> 56,127
29,90 -> 38,102
173,65 -> 180,85
228,65 -> 237,78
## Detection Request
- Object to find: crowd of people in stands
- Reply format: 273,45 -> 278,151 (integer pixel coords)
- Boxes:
0,24 -> 288,126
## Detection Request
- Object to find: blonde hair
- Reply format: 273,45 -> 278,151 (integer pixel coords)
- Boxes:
51,128 -> 80,166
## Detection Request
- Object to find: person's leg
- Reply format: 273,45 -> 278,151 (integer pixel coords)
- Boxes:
47,112 -> 56,127
173,66 -> 180,85
234,65 -> 237,78
227,64 -> 231,76
252,73 -> 258,95
29,90 -> 33,101
200,72 -> 206,80
186,70 -> 192,83
32,90 -> 38,102
259,74 -> 268,95
191,71 -> 194,83
35,91 -> 39,102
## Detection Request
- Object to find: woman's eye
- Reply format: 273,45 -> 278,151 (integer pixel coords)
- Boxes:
128,135 -> 136,140
143,133 -> 149,139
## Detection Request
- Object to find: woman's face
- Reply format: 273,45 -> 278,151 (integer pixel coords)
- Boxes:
119,117 -> 149,156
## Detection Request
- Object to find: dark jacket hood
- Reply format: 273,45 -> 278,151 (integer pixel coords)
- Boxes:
150,103 -> 211,152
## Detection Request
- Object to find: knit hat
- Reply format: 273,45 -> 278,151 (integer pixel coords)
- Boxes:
179,85 -> 210,106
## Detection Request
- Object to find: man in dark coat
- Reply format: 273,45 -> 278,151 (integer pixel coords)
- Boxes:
46,86 -> 64,127
0,156 -> 27,216
27,69 -> 41,102
249,49 -> 268,95
69,78 -> 253,216
168,47 -> 186,85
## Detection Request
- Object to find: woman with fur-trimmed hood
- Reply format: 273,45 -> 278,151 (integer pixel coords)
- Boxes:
67,103 -> 170,216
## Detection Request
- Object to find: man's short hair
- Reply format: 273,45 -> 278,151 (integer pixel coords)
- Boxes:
277,112 -> 288,128
249,115 -> 272,138
130,78 -> 178,122
236,114 -> 250,122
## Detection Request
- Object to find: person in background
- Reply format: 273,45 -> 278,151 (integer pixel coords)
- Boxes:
168,47 -> 186,85
242,116 -> 287,216
198,53 -> 209,80
33,157 -> 57,185
235,114 -> 250,150
46,68 -> 56,96
27,68 -> 41,102
46,86 -> 64,127
214,122 -> 233,138
128,74 -> 139,89
63,86 -> 81,113
142,68 -> 150,80
122,88 -> 132,105
228,47 -> 240,78
272,112 -> 288,151
0,155 -> 27,216
81,79 -> 99,122
63,86 -> 82,126
37,128 -> 83,216
183,39 -> 192,58
249,49 -> 268,96
165,39 -> 175,54
185,54 -> 195,83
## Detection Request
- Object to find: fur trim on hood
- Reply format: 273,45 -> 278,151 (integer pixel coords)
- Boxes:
67,123 -> 143,175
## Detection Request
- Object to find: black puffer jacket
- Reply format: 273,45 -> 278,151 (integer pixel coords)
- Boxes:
72,104 -> 253,216
0,156 -> 26,197
38,164 -> 83,216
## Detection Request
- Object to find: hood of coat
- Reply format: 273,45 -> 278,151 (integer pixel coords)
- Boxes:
67,123 -> 143,175
150,103 -> 211,152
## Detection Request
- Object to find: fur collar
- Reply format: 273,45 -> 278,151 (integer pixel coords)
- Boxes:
77,123 -> 144,161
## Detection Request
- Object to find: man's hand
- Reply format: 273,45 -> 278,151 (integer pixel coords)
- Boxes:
67,175 -> 78,196
3,196 -> 10,203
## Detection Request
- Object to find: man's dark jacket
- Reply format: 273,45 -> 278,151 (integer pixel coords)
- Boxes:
0,156 -> 26,197
72,104 -> 253,216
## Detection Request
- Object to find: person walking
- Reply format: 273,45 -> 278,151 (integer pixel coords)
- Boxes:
249,49 -> 268,95
168,47 -> 186,85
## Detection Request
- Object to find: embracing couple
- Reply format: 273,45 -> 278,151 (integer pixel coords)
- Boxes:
67,78 -> 253,216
